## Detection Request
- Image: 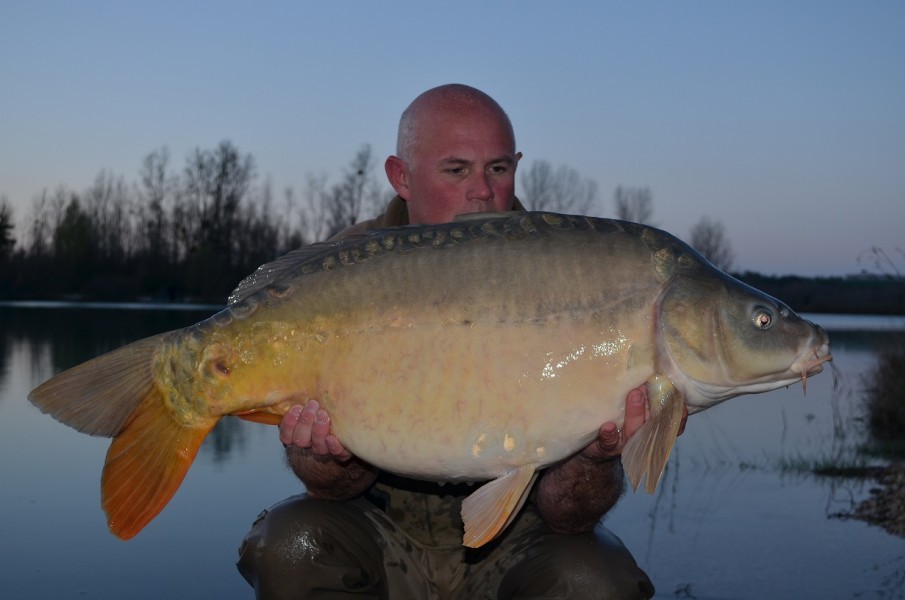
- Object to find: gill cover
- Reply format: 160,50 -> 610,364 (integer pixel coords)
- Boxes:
657,270 -> 811,400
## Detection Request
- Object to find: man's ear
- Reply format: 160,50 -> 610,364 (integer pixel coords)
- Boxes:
384,155 -> 409,199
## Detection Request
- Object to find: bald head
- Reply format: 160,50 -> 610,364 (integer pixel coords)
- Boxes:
396,84 -> 516,166
385,84 -> 521,224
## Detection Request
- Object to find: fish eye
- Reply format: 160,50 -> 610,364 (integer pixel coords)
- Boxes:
753,308 -> 774,330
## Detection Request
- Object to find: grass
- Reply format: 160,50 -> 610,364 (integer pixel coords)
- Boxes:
779,455 -> 873,478
777,338 -> 905,478
861,334 -> 905,458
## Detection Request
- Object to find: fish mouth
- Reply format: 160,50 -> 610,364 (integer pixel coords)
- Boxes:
795,344 -> 833,394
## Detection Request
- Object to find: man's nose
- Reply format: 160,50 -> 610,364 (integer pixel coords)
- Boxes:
468,172 -> 493,201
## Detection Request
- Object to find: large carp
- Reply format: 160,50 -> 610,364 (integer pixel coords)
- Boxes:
29,212 -> 831,547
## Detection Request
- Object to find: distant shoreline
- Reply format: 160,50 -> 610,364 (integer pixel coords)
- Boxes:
734,272 -> 905,316
0,299 -> 223,312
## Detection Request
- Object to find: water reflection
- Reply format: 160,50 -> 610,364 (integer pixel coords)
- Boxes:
0,303 -> 298,599
0,303 -> 250,464
0,301 -> 217,380
207,416 -> 249,463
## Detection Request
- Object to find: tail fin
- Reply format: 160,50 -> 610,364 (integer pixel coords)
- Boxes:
29,333 -> 218,539
102,390 -> 215,539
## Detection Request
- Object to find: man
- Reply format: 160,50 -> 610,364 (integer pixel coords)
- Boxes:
238,84 -> 679,599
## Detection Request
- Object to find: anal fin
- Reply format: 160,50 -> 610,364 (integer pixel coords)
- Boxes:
461,464 -> 538,548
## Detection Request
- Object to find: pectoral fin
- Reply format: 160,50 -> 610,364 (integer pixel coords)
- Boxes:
461,464 -> 538,548
621,374 -> 686,494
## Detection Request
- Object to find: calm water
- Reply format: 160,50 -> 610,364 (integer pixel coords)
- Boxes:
0,304 -> 902,599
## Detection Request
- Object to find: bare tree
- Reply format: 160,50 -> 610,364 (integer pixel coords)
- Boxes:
298,172 -> 330,244
300,145 -> 389,241
234,178 -> 282,269
84,170 -> 131,261
519,160 -> 598,214
25,186 -> 70,258
53,195 -> 94,264
136,147 -> 175,263
181,140 -> 256,266
0,196 -> 14,261
858,246 -> 905,280
24,191 -> 51,257
690,216 -> 735,271
324,144 -> 383,237
613,186 -> 654,224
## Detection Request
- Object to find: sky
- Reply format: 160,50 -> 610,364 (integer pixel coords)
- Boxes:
1,1 -> 903,277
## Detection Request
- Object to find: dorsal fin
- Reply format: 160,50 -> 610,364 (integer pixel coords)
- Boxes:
229,212 -> 518,306
227,240 -> 348,305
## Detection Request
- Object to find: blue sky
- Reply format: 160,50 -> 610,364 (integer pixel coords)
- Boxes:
2,1 -> 903,276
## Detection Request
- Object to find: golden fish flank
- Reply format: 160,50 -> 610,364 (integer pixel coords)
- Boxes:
540,333 -> 631,380
28,211 -> 831,548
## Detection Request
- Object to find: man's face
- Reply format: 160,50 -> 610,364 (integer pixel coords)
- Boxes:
391,109 -> 521,225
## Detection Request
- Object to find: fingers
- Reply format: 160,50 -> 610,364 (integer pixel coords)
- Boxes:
325,435 -> 353,462
278,399 -> 351,459
310,408 -> 331,455
622,386 -> 648,440
596,421 -> 622,457
279,399 -> 319,447
590,385 -> 650,460
278,406 -> 298,446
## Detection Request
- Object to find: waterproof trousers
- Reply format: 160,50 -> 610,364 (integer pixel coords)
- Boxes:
237,493 -> 654,600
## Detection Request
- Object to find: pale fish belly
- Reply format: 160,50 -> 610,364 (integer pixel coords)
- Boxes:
316,314 -> 655,481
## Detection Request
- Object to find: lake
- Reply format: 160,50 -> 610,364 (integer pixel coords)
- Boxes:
0,304 -> 902,599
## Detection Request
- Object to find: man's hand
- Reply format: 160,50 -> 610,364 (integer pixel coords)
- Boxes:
280,400 -> 376,500
535,385 -> 688,534
582,386 -> 651,461
280,400 -> 352,461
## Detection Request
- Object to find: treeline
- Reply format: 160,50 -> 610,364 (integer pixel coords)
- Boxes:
0,141 -> 388,303
735,272 -> 905,316
3,143 -> 901,314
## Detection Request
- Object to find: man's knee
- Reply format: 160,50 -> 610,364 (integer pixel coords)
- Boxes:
237,495 -> 386,599
499,526 -> 654,600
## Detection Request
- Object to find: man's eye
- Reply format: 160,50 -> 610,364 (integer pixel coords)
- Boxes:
446,168 -> 465,176
489,164 -> 509,174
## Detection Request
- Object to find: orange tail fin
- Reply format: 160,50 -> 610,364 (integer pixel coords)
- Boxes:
102,392 -> 216,539
29,332 -> 218,539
